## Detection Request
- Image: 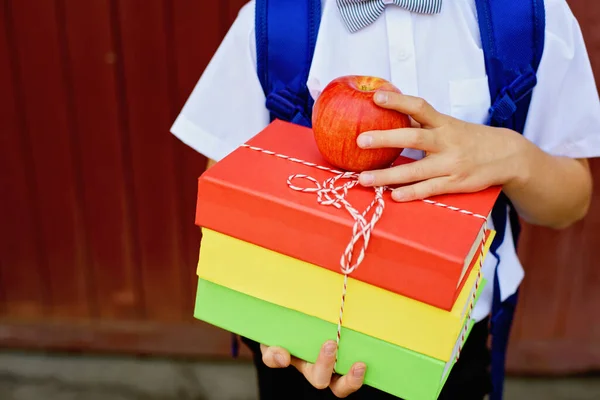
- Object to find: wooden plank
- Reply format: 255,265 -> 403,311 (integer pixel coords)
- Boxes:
566,0 -> 600,372
0,320 -> 251,359
115,0 -> 186,322
5,0 -> 92,319
562,210 -> 600,351
172,0 -> 222,93
508,339 -> 600,376
0,0 -> 48,318
169,1 -> 223,319
506,0 -> 600,373
512,228 -> 568,342
509,158 -> 600,374
60,0 -> 143,320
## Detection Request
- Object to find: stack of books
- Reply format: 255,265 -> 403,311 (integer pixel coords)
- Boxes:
192,120 -> 499,400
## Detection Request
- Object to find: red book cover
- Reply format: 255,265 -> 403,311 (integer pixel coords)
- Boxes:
195,120 -> 500,310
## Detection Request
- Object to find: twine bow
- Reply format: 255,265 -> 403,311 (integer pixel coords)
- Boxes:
287,172 -> 385,275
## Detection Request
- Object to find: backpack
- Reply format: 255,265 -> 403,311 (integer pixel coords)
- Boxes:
253,1 -> 546,399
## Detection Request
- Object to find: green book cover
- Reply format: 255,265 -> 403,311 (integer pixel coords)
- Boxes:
194,279 -> 483,400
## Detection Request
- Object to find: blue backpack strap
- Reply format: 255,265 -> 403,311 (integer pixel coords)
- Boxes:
229,0 -> 322,359
475,1 -> 546,399
255,0 -> 322,127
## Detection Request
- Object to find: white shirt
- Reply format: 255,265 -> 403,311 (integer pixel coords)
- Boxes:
171,0 -> 600,322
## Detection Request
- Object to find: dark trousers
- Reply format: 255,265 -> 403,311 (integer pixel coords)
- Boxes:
241,317 -> 492,400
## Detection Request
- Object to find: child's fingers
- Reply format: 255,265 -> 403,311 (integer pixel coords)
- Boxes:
329,363 -> 366,398
358,157 -> 446,188
391,176 -> 455,202
260,344 -> 291,368
290,340 -> 337,390
373,91 -> 447,128
357,127 -> 439,152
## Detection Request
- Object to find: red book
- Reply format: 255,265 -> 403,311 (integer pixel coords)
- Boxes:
196,120 -> 500,310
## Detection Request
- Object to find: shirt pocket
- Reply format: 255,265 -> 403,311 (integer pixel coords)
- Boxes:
448,76 -> 491,125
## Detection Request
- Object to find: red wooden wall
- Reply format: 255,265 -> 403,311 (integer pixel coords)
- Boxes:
506,0 -> 600,375
0,0 -> 250,358
0,0 -> 599,374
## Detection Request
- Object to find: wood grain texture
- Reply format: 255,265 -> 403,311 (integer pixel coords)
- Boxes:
504,0 -> 600,374
169,0 -> 222,318
0,319 -> 251,359
508,159 -> 600,374
0,0 -> 49,318
5,0 -> 92,319
115,0 -> 187,322
60,0 -> 143,320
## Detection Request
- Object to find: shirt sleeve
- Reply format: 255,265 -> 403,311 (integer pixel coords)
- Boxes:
523,0 -> 600,159
170,1 -> 269,162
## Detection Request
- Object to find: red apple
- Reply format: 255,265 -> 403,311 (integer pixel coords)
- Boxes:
312,75 -> 410,172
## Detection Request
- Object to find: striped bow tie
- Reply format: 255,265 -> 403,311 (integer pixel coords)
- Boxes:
337,0 -> 443,32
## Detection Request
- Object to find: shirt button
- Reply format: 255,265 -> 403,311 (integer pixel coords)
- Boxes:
397,49 -> 410,61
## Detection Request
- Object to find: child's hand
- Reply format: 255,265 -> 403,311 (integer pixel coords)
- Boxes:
356,91 -> 530,202
260,341 -> 366,397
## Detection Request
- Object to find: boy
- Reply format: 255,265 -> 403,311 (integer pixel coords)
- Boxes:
171,0 -> 600,398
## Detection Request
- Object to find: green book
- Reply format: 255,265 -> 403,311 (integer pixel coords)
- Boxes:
194,278 -> 483,400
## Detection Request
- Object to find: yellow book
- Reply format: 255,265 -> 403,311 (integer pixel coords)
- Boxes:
198,228 -> 495,362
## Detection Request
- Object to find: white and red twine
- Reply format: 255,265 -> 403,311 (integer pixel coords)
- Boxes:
242,143 -> 488,368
